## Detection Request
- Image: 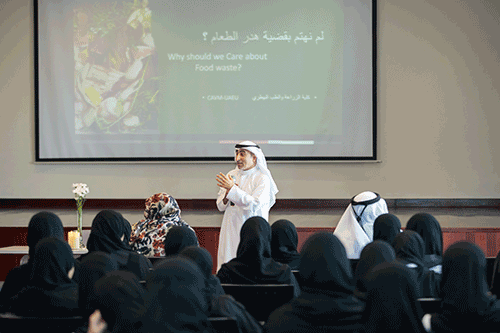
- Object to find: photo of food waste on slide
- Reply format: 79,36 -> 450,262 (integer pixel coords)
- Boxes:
74,1 -> 159,134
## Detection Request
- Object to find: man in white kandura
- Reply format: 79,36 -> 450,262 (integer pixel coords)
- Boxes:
215,141 -> 278,272
334,191 -> 388,259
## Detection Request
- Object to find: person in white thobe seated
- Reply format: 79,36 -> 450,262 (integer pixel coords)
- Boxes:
334,191 -> 389,259
215,141 -> 278,272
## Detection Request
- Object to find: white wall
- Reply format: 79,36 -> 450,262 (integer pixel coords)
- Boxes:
1,0 -> 499,201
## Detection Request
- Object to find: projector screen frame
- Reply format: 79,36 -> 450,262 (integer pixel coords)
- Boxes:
34,0 -> 378,163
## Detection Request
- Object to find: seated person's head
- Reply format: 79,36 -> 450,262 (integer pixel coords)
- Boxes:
163,226 -> 199,256
27,211 -> 64,259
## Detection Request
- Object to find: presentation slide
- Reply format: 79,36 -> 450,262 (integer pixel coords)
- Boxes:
36,0 -> 375,161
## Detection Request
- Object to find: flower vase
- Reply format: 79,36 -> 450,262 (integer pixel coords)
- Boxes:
76,208 -> 85,248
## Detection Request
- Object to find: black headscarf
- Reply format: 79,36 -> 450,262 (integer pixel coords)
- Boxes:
299,232 -> 354,293
27,211 -> 65,259
393,230 -> 426,278
393,230 -> 440,297
7,237 -> 79,317
373,213 -> 401,245
78,252 -> 118,318
163,225 -> 199,256
94,270 -> 147,333
180,246 -> 263,333
87,210 -> 131,253
271,219 -> 301,269
431,241 -> 500,332
406,212 -> 443,268
0,212 -> 65,305
354,240 -> 396,300
83,210 -> 152,280
180,246 -> 225,300
142,256 -> 212,333
30,237 -> 75,289
216,216 -> 296,287
362,261 -> 426,333
264,233 -> 364,333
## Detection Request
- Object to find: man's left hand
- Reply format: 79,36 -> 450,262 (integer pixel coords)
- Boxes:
216,172 -> 235,191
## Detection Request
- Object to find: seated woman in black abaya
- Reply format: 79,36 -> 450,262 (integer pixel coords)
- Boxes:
78,210 -> 151,280
270,219 -> 301,270
362,261 -> 427,333
264,233 -> 364,333
74,252 -> 118,333
3,237 -> 79,317
141,256 -> 213,333
392,230 -> 440,298
181,246 -> 262,333
427,241 -> 500,333
373,213 -> 401,246
163,225 -> 199,256
93,270 -> 147,333
0,211 -> 65,305
216,216 -> 300,297
405,212 -> 443,272
353,240 -> 396,301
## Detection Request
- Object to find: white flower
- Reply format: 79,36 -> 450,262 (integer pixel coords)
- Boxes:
73,183 -> 89,199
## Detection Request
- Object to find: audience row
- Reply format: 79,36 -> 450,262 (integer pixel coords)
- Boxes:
1,194 -> 500,333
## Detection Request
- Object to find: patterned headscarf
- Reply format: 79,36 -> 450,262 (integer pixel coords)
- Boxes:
130,192 -> 193,257
143,192 -> 182,221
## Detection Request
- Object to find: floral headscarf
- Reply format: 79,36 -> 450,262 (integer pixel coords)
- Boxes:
143,192 -> 182,221
130,193 -> 193,257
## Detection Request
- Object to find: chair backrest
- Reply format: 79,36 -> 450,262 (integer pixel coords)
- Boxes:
0,313 -> 85,333
208,316 -> 241,333
19,255 -> 29,266
221,284 -> 294,322
417,298 -> 442,314
148,256 -> 166,266
350,259 -> 359,273
291,270 -> 301,285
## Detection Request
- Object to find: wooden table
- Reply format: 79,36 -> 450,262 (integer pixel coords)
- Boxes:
0,246 -> 89,279
0,246 -> 88,255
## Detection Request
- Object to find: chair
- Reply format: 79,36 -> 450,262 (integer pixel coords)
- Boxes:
221,284 -> 294,322
19,255 -> 29,266
418,298 -> 442,314
148,256 -> 166,266
208,316 -> 241,333
291,270 -> 301,284
350,259 -> 359,273
0,313 -> 85,333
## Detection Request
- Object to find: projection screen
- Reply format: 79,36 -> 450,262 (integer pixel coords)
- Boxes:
35,0 -> 376,162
